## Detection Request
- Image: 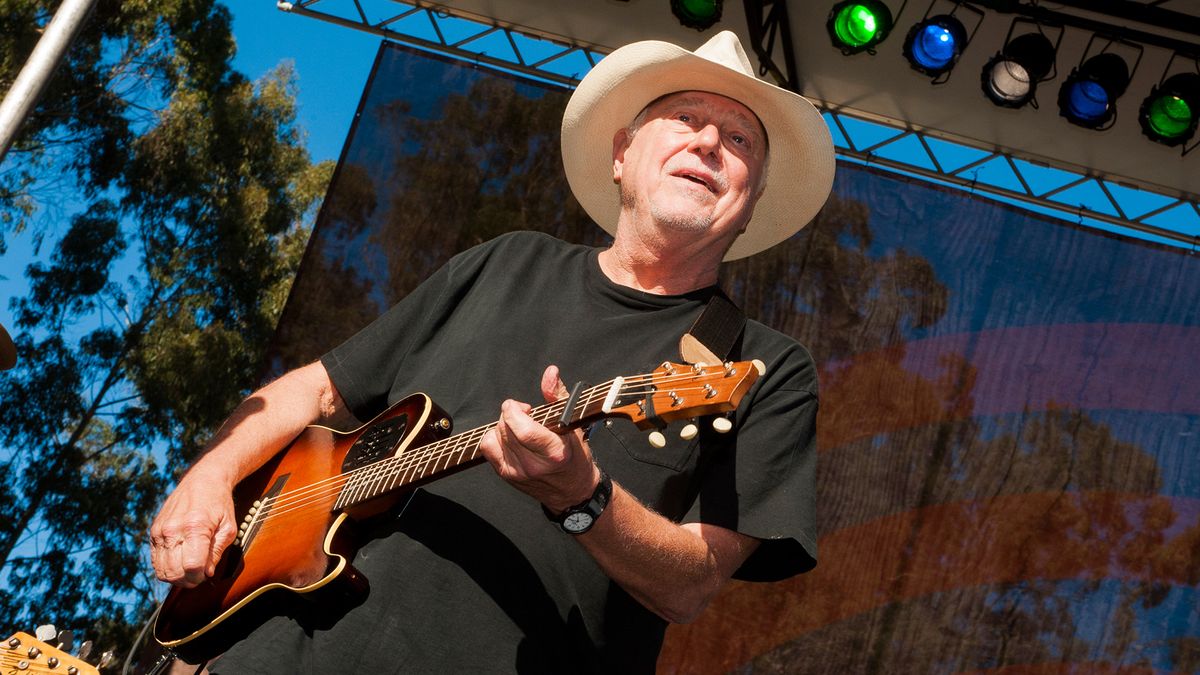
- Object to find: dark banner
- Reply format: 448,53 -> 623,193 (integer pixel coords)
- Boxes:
268,42 -> 1200,673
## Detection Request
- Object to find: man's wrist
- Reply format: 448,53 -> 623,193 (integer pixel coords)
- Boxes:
542,467 -> 612,535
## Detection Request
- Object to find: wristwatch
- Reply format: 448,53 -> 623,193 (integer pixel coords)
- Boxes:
542,469 -> 612,535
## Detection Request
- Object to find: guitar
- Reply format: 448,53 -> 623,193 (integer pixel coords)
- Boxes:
1,630 -> 101,674
152,360 -> 763,659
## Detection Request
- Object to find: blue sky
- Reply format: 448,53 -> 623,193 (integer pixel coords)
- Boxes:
0,2 -> 381,332
230,3 -> 381,164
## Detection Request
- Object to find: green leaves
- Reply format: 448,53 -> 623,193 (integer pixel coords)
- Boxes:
21,204 -> 124,326
0,0 -> 327,663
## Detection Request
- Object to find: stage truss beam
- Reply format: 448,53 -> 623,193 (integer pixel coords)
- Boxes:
278,0 -> 1200,249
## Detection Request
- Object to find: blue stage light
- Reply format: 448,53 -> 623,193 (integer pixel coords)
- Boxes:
1066,81 -> 1110,122
903,15 -> 967,77
1057,52 -> 1130,129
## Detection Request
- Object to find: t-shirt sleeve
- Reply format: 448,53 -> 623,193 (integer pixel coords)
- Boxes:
319,235 -> 513,420
683,341 -> 819,582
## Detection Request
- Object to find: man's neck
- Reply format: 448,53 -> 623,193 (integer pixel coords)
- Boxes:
597,241 -> 721,296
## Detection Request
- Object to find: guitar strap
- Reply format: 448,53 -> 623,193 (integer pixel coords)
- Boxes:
679,291 -> 746,363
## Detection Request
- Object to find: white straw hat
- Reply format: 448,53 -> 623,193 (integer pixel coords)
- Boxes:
561,30 -> 835,261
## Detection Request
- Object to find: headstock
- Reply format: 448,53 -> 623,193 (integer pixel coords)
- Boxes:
598,360 -> 764,431
1,629 -> 102,674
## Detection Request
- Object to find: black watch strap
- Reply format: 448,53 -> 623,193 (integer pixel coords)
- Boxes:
542,469 -> 612,535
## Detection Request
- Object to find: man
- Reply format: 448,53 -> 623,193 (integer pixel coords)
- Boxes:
150,31 -> 834,673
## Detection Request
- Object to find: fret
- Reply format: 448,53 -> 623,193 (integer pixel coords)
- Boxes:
332,365 -> 760,511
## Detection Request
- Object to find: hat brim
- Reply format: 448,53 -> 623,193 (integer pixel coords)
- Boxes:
561,38 -> 835,261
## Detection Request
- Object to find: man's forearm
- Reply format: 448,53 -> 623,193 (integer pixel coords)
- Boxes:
191,361 -> 350,484
151,361 -> 350,586
574,482 -> 758,623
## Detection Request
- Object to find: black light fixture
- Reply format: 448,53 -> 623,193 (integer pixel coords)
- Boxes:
1138,54 -> 1200,149
671,0 -> 723,31
1057,36 -> 1142,131
981,21 -> 1061,109
901,1 -> 983,82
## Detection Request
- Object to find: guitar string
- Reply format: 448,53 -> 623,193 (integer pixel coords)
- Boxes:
248,381 -> 609,520
250,373 -> 731,521
246,377 -> 736,528
245,378 -> 635,526
242,372 -> 742,529
246,381 -> 734,531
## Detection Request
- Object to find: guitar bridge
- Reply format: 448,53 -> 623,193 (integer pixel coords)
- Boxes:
236,474 -> 288,551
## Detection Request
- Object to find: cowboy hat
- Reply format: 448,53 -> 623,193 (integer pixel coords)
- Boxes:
561,30 -> 835,261
0,322 -> 15,370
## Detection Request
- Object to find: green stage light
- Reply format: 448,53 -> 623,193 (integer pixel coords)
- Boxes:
1138,72 -> 1200,147
827,1 -> 894,55
671,0 -> 723,31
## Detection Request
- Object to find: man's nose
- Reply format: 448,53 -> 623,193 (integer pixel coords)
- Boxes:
688,123 -> 722,157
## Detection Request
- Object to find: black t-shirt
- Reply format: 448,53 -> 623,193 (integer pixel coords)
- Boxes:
211,232 -> 817,674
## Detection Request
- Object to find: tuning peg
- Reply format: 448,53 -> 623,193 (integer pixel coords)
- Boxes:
35,624 -> 57,642
680,423 -> 698,440
56,629 -> 73,653
712,416 -> 733,434
752,359 -> 766,376
98,650 -> 114,668
648,431 -> 666,448
77,640 -> 92,660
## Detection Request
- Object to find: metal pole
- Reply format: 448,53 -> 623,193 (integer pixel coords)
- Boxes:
0,0 -> 100,163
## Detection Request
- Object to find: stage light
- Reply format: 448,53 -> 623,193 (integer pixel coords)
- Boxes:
981,31 -> 1057,109
1057,53 -> 1131,129
671,0 -> 722,31
903,15 -> 967,77
827,1 -> 894,55
1138,72 -> 1200,147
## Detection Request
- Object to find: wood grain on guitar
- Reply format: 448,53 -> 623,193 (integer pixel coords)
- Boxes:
153,360 -> 764,660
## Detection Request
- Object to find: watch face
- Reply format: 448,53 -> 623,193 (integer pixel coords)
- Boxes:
563,511 -> 594,533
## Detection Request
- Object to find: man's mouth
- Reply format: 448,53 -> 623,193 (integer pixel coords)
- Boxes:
673,170 -> 718,194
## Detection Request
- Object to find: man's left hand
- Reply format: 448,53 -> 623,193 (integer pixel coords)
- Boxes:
479,365 -> 601,512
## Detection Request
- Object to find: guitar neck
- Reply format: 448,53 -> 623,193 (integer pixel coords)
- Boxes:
333,380 -> 614,510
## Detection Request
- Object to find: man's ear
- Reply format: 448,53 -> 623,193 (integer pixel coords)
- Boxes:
612,128 -> 630,184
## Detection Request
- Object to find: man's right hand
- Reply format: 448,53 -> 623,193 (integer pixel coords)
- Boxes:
150,464 -> 238,588
147,361 -> 350,588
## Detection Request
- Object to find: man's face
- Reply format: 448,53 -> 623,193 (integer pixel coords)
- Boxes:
612,91 -> 768,247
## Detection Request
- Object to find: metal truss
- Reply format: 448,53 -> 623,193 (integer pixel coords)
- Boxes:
821,107 -> 1200,247
276,0 -> 604,87
280,0 -> 1200,249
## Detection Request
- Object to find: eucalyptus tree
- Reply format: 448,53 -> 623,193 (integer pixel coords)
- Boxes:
0,0 -> 331,661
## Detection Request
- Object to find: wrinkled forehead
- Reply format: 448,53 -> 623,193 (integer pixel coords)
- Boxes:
636,91 -> 768,145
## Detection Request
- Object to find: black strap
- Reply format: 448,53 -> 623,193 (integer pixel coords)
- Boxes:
680,292 -> 746,363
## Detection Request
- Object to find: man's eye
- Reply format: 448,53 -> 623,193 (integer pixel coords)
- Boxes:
677,113 -> 693,123
731,134 -> 747,146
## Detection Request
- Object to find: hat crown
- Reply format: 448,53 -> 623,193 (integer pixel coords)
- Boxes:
694,31 -> 756,79
560,30 -> 835,260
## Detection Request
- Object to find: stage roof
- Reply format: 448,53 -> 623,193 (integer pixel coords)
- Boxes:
279,0 -> 1200,243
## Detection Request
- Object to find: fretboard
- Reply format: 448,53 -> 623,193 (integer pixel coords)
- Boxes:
332,380 -> 613,510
